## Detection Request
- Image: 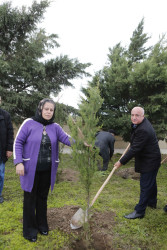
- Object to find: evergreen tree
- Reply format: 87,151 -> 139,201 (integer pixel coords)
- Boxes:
0,1 -> 90,123
54,102 -> 79,125
86,19 -> 167,141
68,86 -> 103,213
128,18 -> 151,63
88,44 -> 132,140
130,37 -> 167,140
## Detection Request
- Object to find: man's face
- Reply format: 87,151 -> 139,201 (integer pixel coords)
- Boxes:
131,107 -> 144,125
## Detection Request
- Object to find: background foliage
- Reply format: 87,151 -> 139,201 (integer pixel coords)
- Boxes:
84,19 -> 167,141
1,2 -> 167,142
0,0 -> 90,123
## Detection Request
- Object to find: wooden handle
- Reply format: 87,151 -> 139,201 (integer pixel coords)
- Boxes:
89,143 -> 130,208
90,166 -> 117,207
161,156 -> 167,164
119,143 -> 130,159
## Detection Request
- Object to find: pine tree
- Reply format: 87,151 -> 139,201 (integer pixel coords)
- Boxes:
128,18 -> 151,63
88,44 -> 132,140
0,1 -> 90,123
130,37 -> 167,140
68,86 -> 103,213
86,19 -> 167,141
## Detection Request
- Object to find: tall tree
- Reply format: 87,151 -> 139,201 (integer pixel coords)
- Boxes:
86,19 -> 167,141
130,37 -> 167,140
128,18 -> 151,63
0,1 -> 90,122
87,43 -> 132,140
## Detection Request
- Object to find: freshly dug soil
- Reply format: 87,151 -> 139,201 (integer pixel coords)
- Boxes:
48,168 -> 116,249
48,206 -> 116,250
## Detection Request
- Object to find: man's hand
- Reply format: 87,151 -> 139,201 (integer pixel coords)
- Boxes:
6,151 -> 12,158
16,163 -> 25,176
114,160 -> 122,169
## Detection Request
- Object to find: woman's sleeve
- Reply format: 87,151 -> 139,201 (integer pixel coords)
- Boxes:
13,120 -> 29,165
56,124 -> 74,146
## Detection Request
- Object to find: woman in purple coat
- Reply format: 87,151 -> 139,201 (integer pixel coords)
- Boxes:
13,98 -> 72,242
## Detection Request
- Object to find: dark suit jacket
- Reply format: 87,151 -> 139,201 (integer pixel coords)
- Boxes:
95,131 -> 115,161
120,118 -> 161,173
0,108 -> 14,163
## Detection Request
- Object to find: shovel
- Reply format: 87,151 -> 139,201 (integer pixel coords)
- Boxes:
70,143 -> 130,229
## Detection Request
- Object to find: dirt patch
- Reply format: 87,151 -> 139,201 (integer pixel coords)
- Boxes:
57,168 -> 79,183
116,167 -> 140,180
51,168 -> 116,249
47,205 -> 116,249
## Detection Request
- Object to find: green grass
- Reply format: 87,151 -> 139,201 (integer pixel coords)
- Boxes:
1,154 -> 167,249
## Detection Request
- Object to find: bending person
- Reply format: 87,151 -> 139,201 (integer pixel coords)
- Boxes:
95,129 -> 115,171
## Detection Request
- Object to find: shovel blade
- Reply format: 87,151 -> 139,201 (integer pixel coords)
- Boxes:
70,208 -> 88,229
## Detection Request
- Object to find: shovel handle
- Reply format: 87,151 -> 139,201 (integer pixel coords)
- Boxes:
161,156 -> 167,164
90,166 -> 117,207
119,143 -> 130,159
90,143 -> 130,208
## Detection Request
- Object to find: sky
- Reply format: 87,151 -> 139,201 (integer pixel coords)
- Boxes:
3,0 -> 167,108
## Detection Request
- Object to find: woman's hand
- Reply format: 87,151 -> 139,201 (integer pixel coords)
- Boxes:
16,163 -> 25,176
84,141 -> 91,147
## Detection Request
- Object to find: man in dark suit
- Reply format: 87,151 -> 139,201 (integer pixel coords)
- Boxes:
114,107 -> 161,219
95,129 -> 115,171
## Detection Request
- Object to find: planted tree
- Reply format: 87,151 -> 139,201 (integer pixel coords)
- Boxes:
68,86 -> 103,216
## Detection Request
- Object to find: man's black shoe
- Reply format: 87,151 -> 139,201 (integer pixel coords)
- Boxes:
39,231 -> 48,235
124,210 -> 144,219
163,205 -> 167,212
25,236 -> 37,242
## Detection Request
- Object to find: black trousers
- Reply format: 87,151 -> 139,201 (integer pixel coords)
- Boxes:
23,170 -> 51,239
99,151 -> 110,171
135,168 -> 159,215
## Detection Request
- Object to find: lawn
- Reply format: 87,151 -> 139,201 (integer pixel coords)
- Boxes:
0,153 -> 167,249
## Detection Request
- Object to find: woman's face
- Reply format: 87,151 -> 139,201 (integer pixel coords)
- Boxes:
42,102 -> 54,120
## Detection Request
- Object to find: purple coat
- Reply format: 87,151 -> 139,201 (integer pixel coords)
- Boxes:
13,119 -> 71,192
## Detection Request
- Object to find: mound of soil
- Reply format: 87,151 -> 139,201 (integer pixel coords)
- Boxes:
116,167 -> 140,180
48,168 -> 117,249
47,206 -> 116,250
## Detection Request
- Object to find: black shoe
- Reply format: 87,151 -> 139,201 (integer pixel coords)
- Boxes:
39,231 -> 48,235
101,168 -> 107,171
163,205 -> 167,212
25,236 -> 37,242
124,210 -> 144,219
